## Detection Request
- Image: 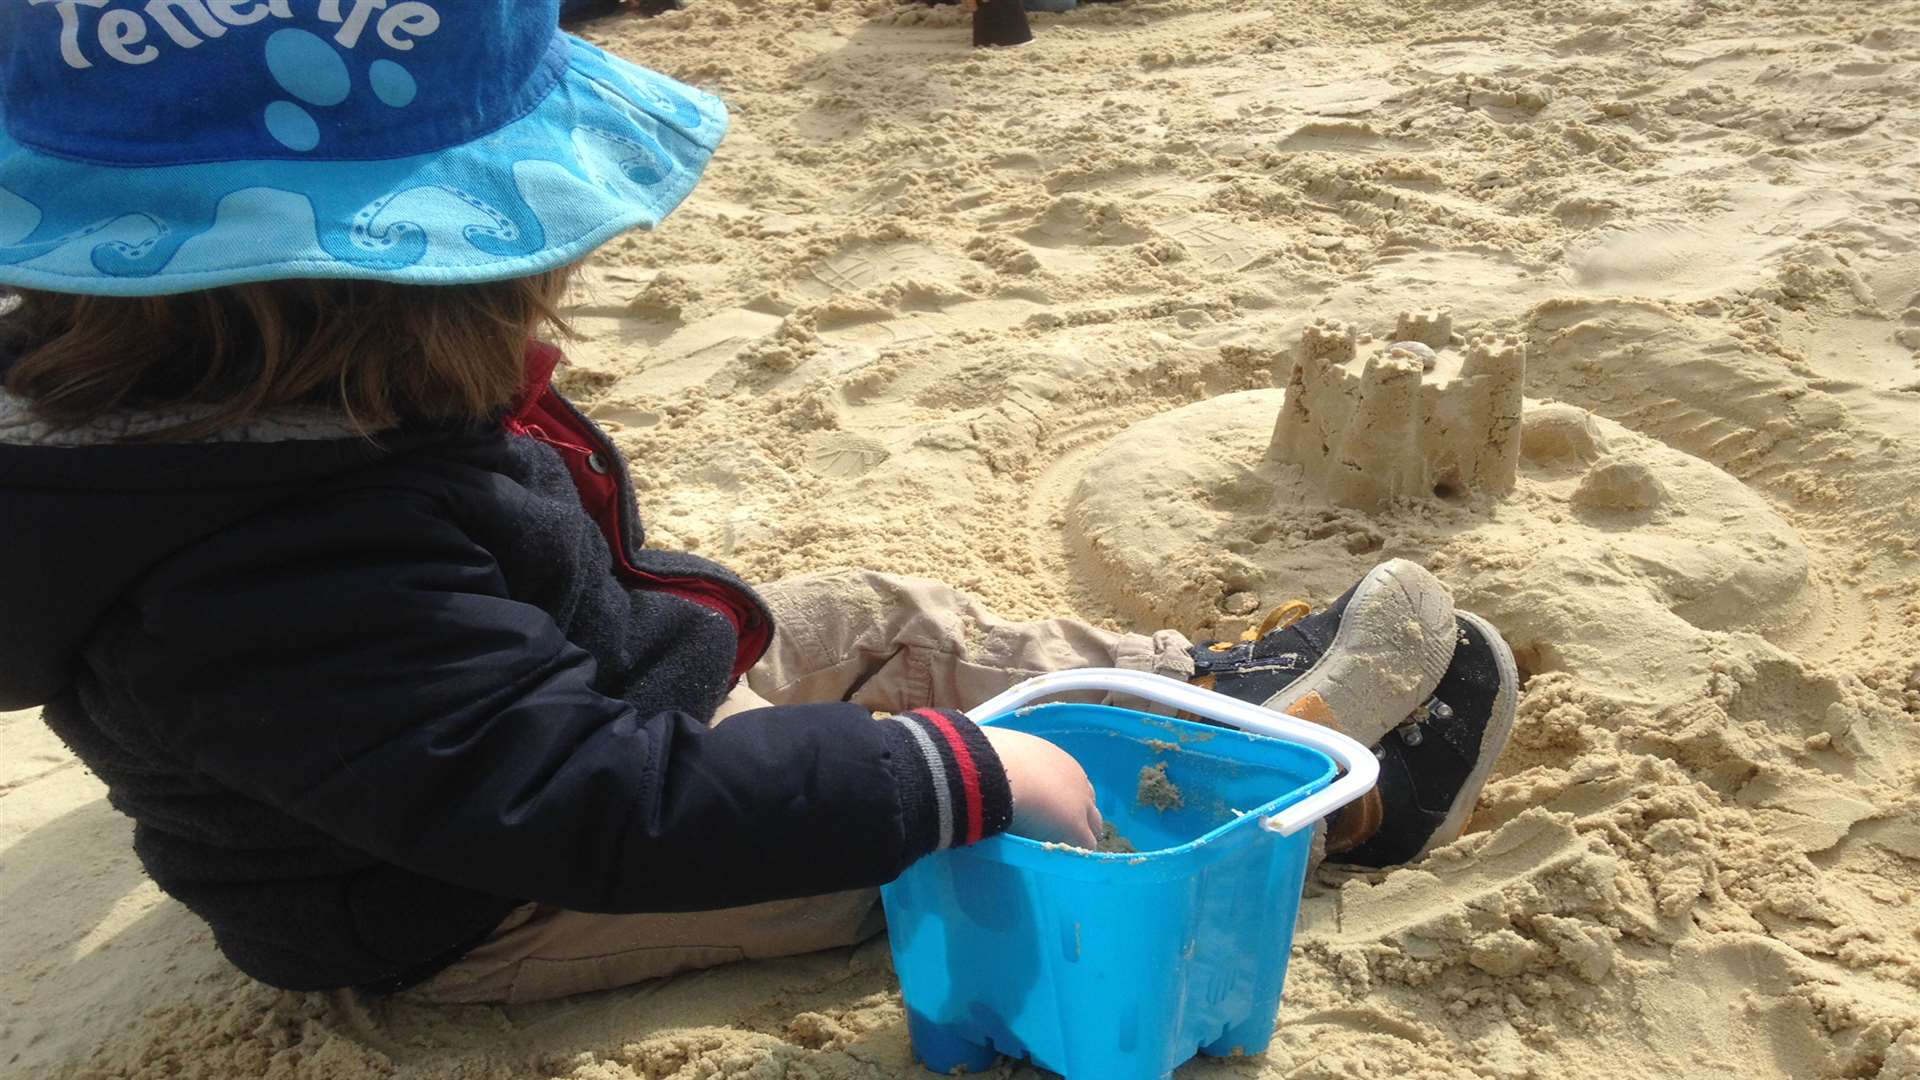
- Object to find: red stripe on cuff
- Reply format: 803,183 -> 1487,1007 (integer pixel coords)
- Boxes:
916,708 -> 986,846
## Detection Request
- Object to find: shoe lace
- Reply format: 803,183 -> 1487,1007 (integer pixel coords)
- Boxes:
1390,696 -> 1455,750
1206,599 -> 1313,652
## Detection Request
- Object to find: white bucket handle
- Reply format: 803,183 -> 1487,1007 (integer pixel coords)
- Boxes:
967,668 -> 1379,837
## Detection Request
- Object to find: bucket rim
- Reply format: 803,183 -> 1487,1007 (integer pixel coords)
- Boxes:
974,702 -> 1338,871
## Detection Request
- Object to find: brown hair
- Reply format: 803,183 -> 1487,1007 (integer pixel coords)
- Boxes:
0,269 -> 577,442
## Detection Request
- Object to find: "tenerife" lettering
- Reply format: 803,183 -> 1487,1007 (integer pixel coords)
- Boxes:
29,0 -> 442,69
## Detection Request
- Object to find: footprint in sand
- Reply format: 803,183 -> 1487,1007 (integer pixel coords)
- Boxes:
1154,213 -> 1275,272
801,433 -> 891,479
791,243 -> 966,301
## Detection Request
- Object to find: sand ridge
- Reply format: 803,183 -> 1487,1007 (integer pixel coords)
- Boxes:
5,0 -> 1920,1077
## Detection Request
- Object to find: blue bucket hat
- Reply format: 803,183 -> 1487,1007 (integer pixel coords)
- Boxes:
0,0 -> 727,296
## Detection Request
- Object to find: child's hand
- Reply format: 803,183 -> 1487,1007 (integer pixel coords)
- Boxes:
984,728 -> 1103,849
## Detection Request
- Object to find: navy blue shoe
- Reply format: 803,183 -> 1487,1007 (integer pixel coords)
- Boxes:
1332,612 -> 1519,867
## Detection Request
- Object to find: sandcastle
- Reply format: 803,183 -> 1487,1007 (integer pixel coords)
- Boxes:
1270,313 -> 1524,510
1064,314 -> 1814,687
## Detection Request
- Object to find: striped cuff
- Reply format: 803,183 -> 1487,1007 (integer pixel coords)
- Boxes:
887,708 -> 1014,853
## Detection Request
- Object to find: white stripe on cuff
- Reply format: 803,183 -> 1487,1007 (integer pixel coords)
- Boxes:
891,715 -> 955,851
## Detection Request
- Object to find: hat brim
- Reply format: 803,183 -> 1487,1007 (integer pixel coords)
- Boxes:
0,38 -> 726,297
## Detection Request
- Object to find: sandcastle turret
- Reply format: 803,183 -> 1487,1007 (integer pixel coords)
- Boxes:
1393,306 -> 1454,350
1267,317 -> 1526,511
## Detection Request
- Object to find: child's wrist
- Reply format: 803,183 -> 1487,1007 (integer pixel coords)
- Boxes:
886,709 -> 1014,853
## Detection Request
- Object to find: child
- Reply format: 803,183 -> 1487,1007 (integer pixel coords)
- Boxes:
0,0 -> 1516,1006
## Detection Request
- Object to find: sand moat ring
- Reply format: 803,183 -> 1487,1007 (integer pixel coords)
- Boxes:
1066,318 -> 1813,688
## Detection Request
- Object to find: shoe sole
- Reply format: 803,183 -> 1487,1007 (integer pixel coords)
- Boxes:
1419,610 -> 1519,857
1259,559 -> 1458,748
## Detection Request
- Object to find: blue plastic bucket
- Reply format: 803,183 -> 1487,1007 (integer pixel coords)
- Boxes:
882,693 -> 1345,1080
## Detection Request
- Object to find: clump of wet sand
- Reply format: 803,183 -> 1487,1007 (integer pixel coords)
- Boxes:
1136,761 -> 1184,812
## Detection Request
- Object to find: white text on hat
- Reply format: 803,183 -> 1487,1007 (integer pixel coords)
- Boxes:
30,0 -> 443,70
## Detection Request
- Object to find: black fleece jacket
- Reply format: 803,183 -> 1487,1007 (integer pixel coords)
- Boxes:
0,348 -> 1011,992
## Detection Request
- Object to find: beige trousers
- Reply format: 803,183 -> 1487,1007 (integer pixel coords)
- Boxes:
402,570 -> 1195,1004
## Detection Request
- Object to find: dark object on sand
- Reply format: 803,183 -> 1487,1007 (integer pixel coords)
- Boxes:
973,0 -> 1034,46
560,0 -> 683,26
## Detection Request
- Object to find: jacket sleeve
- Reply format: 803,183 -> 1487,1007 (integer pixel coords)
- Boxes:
123,492 -> 1012,913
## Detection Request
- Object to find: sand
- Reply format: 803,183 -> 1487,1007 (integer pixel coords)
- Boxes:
1098,822 -> 1139,854
7,0 -> 1920,1077
1137,762 -> 1186,812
